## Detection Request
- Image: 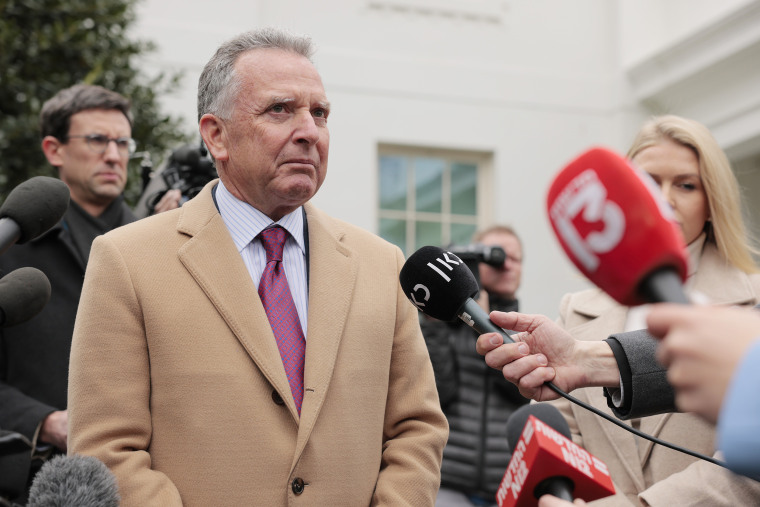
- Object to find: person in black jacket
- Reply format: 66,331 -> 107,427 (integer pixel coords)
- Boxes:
423,225 -> 530,507
0,84 -> 144,505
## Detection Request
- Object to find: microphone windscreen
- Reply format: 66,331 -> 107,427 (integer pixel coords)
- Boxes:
546,147 -> 688,306
399,245 -> 479,321
27,454 -> 120,507
0,176 -> 70,244
506,403 -> 571,451
0,267 -> 51,327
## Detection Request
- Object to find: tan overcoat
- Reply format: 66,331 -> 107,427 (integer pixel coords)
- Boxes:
68,181 -> 448,506
553,241 -> 760,506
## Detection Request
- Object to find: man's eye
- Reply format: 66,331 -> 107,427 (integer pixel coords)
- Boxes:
115,138 -> 130,148
88,134 -> 109,145
313,108 -> 326,118
271,104 -> 286,113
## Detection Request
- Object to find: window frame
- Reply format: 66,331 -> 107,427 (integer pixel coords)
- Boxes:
377,143 -> 494,256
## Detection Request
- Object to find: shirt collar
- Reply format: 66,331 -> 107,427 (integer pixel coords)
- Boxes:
215,180 -> 305,255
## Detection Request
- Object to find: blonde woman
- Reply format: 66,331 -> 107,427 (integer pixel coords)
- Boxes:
551,115 -> 760,505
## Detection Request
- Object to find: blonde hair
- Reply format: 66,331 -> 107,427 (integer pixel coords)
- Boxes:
627,115 -> 758,273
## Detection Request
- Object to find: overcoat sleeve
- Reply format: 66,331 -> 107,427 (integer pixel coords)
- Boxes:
68,234 -> 182,505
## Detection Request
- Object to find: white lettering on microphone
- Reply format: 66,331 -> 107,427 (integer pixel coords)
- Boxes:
535,419 -> 593,478
550,169 -> 624,272
409,283 -> 430,309
497,420 -> 535,504
409,252 -> 465,312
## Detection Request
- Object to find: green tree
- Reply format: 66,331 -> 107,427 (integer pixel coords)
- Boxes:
0,0 -> 192,205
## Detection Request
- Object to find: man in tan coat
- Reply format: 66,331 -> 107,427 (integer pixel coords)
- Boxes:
67,28 -> 447,506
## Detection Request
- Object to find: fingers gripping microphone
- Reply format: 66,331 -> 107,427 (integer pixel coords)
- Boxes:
399,245 -> 516,340
0,267 -> 51,327
498,404 -> 615,507
27,454 -> 120,507
0,176 -> 70,256
546,147 -> 689,305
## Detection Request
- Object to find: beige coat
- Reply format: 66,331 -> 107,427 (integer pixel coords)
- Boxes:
553,241 -> 760,506
67,181 -> 448,506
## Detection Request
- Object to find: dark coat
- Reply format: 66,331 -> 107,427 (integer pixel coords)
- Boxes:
0,200 -> 135,502
422,297 -> 529,502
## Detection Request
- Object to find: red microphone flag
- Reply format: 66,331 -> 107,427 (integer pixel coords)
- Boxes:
546,147 -> 688,306
497,414 -> 616,507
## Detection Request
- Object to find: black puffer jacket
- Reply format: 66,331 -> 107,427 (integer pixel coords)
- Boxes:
421,297 -> 529,502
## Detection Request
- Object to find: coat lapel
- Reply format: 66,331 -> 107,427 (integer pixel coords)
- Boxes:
566,295 -> 650,489
689,242 -> 760,305
175,183 -> 296,417
293,203 -> 356,454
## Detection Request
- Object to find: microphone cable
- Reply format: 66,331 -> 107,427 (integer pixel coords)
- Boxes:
544,381 -> 727,468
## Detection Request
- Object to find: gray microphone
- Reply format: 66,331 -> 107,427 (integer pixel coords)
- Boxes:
27,455 -> 120,507
0,267 -> 51,327
0,176 -> 70,256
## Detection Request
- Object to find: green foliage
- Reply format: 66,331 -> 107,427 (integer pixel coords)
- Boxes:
0,0 -> 192,204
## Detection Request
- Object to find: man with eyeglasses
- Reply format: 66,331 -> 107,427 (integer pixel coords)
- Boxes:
0,84 -> 144,504
422,225 -> 530,507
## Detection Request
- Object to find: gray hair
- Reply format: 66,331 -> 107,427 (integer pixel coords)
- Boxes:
197,27 -> 315,121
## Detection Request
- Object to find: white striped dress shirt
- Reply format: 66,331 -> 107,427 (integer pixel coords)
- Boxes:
215,180 -> 309,336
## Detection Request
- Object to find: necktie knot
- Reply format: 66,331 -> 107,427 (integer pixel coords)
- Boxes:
259,226 -> 288,263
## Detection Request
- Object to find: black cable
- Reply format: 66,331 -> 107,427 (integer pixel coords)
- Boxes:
544,382 -> 727,468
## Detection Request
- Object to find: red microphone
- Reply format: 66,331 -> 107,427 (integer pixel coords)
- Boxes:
546,146 -> 689,305
497,404 -> 616,507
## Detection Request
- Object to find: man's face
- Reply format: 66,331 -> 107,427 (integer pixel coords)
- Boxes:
208,48 -> 330,220
52,109 -> 131,210
478,231 -> 523,299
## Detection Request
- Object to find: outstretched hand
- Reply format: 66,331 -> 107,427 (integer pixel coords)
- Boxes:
476,311 -> 619,401
648,303 -> 760,424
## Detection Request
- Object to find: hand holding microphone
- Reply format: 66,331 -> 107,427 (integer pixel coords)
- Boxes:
476,311 -> 620,402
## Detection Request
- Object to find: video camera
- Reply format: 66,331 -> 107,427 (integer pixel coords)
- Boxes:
137,141 -> 217,217
445,243 -> 507,290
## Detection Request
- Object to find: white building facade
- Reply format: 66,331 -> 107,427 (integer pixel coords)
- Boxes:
133,0 -> 760,317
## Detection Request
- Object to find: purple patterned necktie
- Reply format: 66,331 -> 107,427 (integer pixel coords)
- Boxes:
257,226 -> 306,413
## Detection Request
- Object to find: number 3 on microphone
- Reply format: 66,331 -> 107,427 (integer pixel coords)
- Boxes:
549,169 -> 624,272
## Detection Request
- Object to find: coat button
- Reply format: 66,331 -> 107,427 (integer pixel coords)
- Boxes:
291,477 -> 305,495
272,390 -> 285,405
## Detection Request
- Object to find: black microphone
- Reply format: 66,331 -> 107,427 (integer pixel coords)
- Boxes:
0,176 -> 70,256
27,455 -> 120,507
0,267 -> 51,327
399,245 -> 516,340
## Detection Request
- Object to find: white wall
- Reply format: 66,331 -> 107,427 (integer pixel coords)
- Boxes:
131,0 -> 760,318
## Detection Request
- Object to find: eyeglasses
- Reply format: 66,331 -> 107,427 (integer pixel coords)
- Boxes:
65,134 -> 137,156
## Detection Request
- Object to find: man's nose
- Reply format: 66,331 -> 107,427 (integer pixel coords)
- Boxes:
103,139 -> 123,161
294,111 -> 320,145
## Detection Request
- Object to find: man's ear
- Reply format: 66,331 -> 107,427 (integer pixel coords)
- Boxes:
41,136 -> 64,168
199,114 -> 229,162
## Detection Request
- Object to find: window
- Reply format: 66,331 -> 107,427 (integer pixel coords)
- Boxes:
378,145 -> 492,256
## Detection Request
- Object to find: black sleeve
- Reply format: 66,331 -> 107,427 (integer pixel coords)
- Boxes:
603,329 -> 676,420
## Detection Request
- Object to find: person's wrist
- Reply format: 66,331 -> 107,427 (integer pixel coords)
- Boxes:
574,341 -> 619,388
